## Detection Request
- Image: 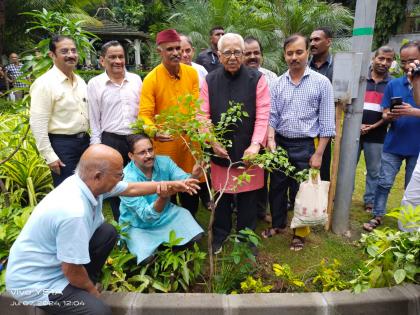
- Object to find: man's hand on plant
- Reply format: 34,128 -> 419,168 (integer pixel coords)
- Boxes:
211,142 -> 229,158
48,159 -> 66,175
242,142 -> 260,165
309,152 -> 322,169
267,138 -> 276,153
155,132 -> 174,142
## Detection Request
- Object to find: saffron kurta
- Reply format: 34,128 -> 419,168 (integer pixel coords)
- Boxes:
119,156 -> 204,264
199,75 -> 270,193
139,63 -> 199,173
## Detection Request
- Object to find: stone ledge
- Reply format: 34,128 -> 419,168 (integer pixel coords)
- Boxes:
1,284 -> 419,315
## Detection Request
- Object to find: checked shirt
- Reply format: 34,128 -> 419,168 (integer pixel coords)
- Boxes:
269,66 -> 335,138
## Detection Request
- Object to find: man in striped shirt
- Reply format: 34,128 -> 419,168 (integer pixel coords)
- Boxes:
264,34 -> 335,250
357,46 -> 394,213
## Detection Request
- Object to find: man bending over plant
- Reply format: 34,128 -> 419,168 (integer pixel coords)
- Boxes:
6,144 -> 199,315
119,134 -> 204,264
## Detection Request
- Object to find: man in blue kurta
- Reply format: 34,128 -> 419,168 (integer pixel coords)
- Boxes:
119,134 -> 204,264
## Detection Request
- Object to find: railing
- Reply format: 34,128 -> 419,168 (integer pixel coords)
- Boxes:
401,15 -> 420,33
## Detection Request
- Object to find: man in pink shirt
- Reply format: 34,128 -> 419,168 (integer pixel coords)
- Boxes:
200,33 -> 270,254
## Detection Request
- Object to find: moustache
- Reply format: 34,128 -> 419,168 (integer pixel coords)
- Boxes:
170,56 -> 180,61
145,157 -> 154,163
247,58 -> 258,63
65,57 -> 76,62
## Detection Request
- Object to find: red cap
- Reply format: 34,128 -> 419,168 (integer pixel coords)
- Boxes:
156,29 -> 181,45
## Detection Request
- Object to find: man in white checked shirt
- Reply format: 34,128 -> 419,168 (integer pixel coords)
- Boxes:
263,34 -> 335,251
87,41 -> 142,220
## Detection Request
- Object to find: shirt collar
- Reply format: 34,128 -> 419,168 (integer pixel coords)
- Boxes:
51,65 -> 77,84
161,63 -> 183,80
103,70 -> 129,85
309,54 -> 332,68
285,66 -> 311,80
74,175 -> 98,207
367,67 -> 392,82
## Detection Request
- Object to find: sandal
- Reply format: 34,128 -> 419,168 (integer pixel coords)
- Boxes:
363,217 -> 382,232
290,236 -> 305,251
261,227 -> 287,239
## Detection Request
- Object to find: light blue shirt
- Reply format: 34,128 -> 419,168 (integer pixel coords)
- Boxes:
6,175 -> 127,306
269,67 -> 335,138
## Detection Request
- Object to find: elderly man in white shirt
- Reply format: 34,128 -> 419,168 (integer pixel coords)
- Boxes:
30,35 -> 89,187
87,40 -> 142,220
180,34 -> 208,89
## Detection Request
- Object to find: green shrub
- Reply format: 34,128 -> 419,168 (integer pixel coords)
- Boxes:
0,98 -> 16,114
213,229 -> 261,293
101,230 -> 207,293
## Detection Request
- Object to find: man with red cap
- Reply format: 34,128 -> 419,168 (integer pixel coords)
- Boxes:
139,29 -> 202,217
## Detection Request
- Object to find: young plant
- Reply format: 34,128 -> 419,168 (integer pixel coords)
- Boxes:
213,229 -> 261,293
312,258 -> 349,292
132,95 -> 308,284
272,263 -> 306,292
238,276 -> 273,293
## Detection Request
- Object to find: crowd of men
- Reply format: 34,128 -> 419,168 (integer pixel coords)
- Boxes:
4,26 -> 420,314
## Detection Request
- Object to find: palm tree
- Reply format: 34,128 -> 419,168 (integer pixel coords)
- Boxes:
169,0 -> 353,74
3,0 -> 102,55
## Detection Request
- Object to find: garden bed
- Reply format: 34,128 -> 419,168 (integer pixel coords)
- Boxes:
1,284 -> 419,315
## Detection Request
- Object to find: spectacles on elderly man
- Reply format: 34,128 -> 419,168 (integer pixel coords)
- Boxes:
222,50 -> 243,58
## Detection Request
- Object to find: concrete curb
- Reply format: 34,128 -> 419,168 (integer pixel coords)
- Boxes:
1,284 -> 419,315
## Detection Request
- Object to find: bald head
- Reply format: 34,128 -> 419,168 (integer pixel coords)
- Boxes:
76,144 -> 123,181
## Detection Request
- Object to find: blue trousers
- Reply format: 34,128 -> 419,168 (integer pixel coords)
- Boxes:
357,141 -> 383,206
372,152 -> 417,217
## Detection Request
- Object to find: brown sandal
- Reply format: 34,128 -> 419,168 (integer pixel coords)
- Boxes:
261,227 -> 286,239
290,236 -> 305,251
363,217 -> 382,232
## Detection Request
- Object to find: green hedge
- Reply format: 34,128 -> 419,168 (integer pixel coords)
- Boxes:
76,69 -> 149,82
0,98 -> 16,114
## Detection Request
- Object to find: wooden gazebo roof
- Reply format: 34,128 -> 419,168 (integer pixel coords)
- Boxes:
85,19 -> 148,40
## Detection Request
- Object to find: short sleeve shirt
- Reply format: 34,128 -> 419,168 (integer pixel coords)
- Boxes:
381,76 -> 420,156
5,175 -> 127,306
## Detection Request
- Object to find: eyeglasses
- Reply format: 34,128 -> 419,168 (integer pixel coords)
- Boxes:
221,50 -> 243,58
133,148 -> 154,157
57,48 -> 77,56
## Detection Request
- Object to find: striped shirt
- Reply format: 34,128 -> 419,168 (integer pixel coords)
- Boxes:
361,70 -> 391,143
269,67 -> 335,138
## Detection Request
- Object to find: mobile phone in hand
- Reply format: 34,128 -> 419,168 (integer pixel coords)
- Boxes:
390,97 -> 402,112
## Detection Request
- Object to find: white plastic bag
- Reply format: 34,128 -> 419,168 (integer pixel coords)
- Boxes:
8,91 -> 15,102
290,171 -> 330,229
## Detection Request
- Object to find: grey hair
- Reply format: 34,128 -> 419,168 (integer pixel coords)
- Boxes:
179,34 -> 193,47
75,158 -> 110,181
217,33 -> 245,51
